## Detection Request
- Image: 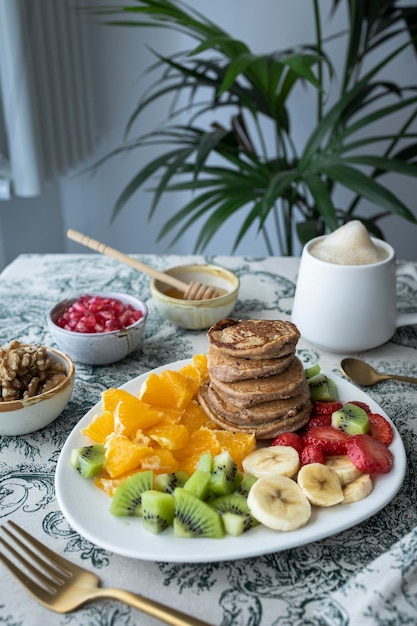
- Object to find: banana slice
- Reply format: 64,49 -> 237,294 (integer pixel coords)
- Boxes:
325,455 -> 363,486
342,473 -> 373,504
242,445 -> 300,479
297,463 -> 344,507
247,475 -> 311,531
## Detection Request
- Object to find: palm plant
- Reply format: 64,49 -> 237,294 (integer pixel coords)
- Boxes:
94,0 -> 417,255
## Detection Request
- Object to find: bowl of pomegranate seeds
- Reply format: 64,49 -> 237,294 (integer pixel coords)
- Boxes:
47,292 -> 148,365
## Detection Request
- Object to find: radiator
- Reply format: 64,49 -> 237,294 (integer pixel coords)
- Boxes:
0,0 -> 94,198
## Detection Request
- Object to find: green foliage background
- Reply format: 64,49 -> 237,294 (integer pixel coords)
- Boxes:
94,0 -> 417,255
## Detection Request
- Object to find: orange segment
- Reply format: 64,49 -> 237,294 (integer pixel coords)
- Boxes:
104,434 -> 154,478
191,354 -> 209,382
150,408 -> 183,426
139,370 -> 196,410
132,431 -> 151,447
178,354 -> 209,395
180,400 -> 217,432
140,449 -> 179,474
178,363 -> 201,396
179,364 -> 201,398
94,470 -> 138,497
214,430 -> 256,470
174,427 -> 221,474
101,387 -> 141,413
81,410 -> 114,442
149,424 -> 189,450
113,398 -> 162,437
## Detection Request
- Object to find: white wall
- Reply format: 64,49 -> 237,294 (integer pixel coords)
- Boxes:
1,0 -> 416,269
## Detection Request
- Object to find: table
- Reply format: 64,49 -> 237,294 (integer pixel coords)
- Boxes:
0,253 -> 416,626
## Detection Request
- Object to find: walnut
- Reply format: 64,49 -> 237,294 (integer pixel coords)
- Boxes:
0,341 -> 68,402
40,373 -> 66,394
25,377 -> 40,398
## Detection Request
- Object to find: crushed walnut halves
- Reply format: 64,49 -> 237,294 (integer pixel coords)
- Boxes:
0,340 -> 67,402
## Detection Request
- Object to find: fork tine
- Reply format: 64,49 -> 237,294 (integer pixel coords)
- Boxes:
0,521 -> 77,597
0,533 -> 61,592
0,545 -> 55,604
4,521 -> 75,576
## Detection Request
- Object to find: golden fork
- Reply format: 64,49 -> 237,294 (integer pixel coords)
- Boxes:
0,521 -> 210,626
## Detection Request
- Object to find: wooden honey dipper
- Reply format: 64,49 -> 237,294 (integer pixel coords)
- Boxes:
67,230 -> 223,300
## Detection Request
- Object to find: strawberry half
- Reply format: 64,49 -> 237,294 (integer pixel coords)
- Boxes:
348,400 -> 371,414
367,413 -> 393,446
312,400 -> 343,415
300,444 -> 326,465
271,431 -> 304,455
346,434 -> 393,474
303,426 -> 350,455
304,414 -> 332,431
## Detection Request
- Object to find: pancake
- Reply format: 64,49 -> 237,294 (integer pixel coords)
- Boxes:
209,356 -> 306,407
205,381 -> 311,425
207,318 -> 300,359
207,344 -> 295,382
198,383 -> 312,439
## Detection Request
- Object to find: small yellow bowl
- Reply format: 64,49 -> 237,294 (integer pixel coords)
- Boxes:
0,347 -> 75,436
150,264 -> 240,330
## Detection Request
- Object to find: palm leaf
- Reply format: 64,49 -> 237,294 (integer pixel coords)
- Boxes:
111,147 -> 194,221
315,161 -> 417,221
344,155 -> 417,177
300,38 -> 414,167
302,173 -> 339,231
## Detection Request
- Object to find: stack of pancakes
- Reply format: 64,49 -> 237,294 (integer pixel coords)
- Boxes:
198,318 -> 312,439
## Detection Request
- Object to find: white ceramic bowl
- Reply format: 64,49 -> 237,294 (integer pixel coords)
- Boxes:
0,347 -> 75,436
47,292 -> 148,365
150,264 -> 240,330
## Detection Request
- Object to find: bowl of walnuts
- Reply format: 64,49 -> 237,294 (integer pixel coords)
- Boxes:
0,340 -> 75,436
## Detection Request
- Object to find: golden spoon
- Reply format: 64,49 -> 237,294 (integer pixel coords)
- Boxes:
340,357 -> 417,386
67,229 -> 223,300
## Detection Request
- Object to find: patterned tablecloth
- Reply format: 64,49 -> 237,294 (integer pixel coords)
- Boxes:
0,253 -> 416,626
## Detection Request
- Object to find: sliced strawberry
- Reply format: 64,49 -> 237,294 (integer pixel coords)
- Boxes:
348,400 -> 371,414
300,444 -> 326,466
303,426 -> 350,455
304,414 -> 332,431
312,400 -> 343,415
271,431 -> 304,455
346,434 -> 393,474
367,413 -> 393,446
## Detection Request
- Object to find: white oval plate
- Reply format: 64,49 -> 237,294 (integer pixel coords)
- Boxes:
55,360 -> 406,563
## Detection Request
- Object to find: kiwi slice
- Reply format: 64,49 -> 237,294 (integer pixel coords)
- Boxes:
210,494 -> 259,536
141,490 -> 175,534
154,470 -> 189,494
304,364 -> 321,379
197,452 -> 213,473
70,444 -> 105,478
210,451 -> 240,496
308,373 -> 338,402
110,470 -> 153,517
331,403 -> 369,435
222,512 -> 249,537
183,469 -> 212,500
173,488 -> 224,538
234,473 -> 257,498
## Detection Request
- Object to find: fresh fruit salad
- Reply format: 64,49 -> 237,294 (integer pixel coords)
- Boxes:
70,356 -> 395,538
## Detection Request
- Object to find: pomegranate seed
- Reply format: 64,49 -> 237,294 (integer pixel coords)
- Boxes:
56,294 -> 143,334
